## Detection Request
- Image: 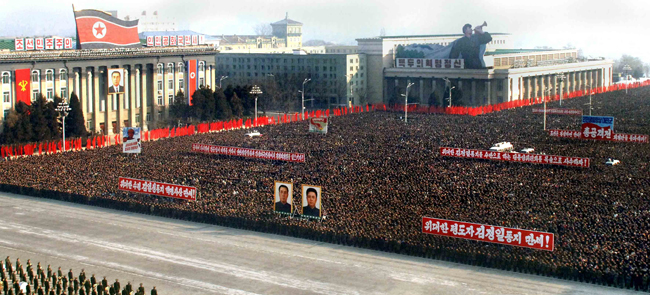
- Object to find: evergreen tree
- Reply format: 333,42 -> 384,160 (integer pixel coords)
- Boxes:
215,89 -> 232,120
65,92 -> 87,137
30,95 -> 52,141
191,86 -> 215,121
0,110 -> 20,144
169,90 -> 190,125
14,102 -> 33,143
230,92 -> 244,118
45,96 -> 62,139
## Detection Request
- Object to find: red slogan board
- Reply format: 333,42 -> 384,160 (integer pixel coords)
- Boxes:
422,217 -> 555,251
531,108 -> 582,115
549,130 -> 649,143
439,147 -> 590,168
192,143 -> 305,163
118,177 -> 196,201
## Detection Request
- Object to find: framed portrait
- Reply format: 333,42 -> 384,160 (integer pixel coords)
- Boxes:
274,181 -> 293,214
301,185 -> 322,218
107,68 -> 125,94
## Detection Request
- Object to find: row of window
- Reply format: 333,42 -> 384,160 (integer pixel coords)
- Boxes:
1,70 -> 69,84
155,61 -> 205,75
218,57 -> 341,65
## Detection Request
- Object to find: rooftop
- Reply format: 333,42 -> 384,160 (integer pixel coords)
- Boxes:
357,33 -> 510,41
0,47 -> 218,63
485,49 -> 570,55
271,13 -> 303,26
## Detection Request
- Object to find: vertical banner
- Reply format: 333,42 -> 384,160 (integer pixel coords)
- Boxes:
187,59 -> 197,106
54,38 -> 64,50
170,36 -> 176,46
35,38 -> 44,50
162,36 -> 169,46
122,127 -> 141,153
45,38 -> 54,50
154,36 -> 161,47
146,36 -> 154,47
199,35 -> 205,45
15,69 -> 31,105
185,35 -> 191,46
177,35 -> 184,46
25,38 -> 34,50
191,35 -> 198,45
64,38 -> 73,49
14,38 -> 24,51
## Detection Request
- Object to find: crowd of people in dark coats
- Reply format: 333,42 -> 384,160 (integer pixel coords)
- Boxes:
1,257 -> 155,295
0,87 -> 648,291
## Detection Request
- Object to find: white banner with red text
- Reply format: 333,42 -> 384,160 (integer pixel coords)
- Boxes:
192,144 -> 306,163
548,129 -> 649,143
422,217 -> 555,251
118,177 -> 196,201
439,147 -> 590,168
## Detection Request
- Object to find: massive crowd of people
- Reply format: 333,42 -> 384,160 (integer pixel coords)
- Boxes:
0,87 -> 648,291
1,256 -> 155,295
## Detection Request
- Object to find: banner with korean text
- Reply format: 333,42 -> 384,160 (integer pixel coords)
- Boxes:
308,117 -> 328,134
439,147 -> 590,168
582,116 -> 614,140
118,177 -> 196,201
192,143 -> 306,163
532,108 -> 582,115
548,130 -> 649,143
423,217 -> 555,251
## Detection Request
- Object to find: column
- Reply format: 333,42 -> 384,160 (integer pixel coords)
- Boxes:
591,70 -> 596,89
571,72 -> 576,92
419,79 -> 424,104
80,71 -> 88,131
383,78 -> 388,104
210,65 -> 216,89
546,75 -> 551,97
92,70 -> 101,134
140,67 -> 148,130
484,80 -> 491,105
129,68 -> 136,127
471,80 -> 476,106
504,78 -> 510,102
74,71 -> 80,98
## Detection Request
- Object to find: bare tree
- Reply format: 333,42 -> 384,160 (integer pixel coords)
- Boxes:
254,23 -> 273,36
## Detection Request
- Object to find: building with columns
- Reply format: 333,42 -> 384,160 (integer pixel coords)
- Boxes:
0,47 -> 217,134
357,35 -> 614,105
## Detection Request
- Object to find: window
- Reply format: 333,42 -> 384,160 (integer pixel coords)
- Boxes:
168,94 -> 174,105
350,67 -> 353,71
157,80 -> 163,90
168,79 -> 174,89
100,99 -> 105,112
87,120 -> 93,131
1,72 -> 9,84
146,112 -> 151,122
60,88 -> 67,100
45,70 -> 53,82
157,96 -> 163,105
178,63 -> 184,73
199,62 -> 205,72
135,114 -> 141,124
46,89 -> 54,100
157,111 -> 162,120
350,59 -> 353,63
31,71 -> 39,83
199,77 -> 204,86
157,64 -> 164,75
3,92 -> 9,103
179,78 -> 184,91
168,63 -> 174,75
60,70 -> 67,81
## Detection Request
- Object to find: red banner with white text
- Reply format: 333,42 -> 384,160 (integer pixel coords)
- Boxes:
531,108 -> 582,115
439,147 -> 590,168
118,177 -> 196,201
549,129 -> 649,143
192,143 -> 305,163
422,217 -> 555,251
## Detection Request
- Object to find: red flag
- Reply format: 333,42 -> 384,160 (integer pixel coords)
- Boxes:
73,10 -> 140,49
57,141 -> 62,151
187,60 -> 197,105
15,69 -> 31,105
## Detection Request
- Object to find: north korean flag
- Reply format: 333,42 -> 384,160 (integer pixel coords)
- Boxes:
74,9 -> 140,49
187,60 -> 197,106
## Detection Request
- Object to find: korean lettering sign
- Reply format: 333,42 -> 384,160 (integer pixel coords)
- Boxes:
581,116 -> 614,140
422,217 -> 555,251
119,177 -> 196,201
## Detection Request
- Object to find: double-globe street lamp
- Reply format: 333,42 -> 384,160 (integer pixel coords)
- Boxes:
55,101 -> 71,151
250,85 -> 263,126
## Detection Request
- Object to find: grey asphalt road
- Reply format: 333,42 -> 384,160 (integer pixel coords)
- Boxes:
0,192 -> 637,295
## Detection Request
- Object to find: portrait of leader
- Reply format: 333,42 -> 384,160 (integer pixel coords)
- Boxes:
108,69 -> 125,94
274,182 -> 293,214
301,185 -> 322,218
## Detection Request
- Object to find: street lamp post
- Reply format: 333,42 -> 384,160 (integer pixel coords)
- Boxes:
219,76 -> 228,89
250,85 -> 263,126
400,82 -> 415,123
56,101 -> 71,152
585,83 -> 594,116
623,64 -> 632,94
543,87 -> 551,130
301,78 -> 311,120
557,73 -> 566,106
443,78 -> 454,107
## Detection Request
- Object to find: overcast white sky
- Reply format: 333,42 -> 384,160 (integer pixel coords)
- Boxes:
1,0 -> 648,63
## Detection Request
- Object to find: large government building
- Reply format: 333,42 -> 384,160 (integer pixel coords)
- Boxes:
357,34 -> 614,105
0,47 -> 216,134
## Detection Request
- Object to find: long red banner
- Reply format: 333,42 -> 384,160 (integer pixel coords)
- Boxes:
439,147 -> 590,168
532,108 -> 582,115
192,143 -> 306,163
422,217 -> 555,251
549,130 -> 649,143
118,177 -> 197,201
